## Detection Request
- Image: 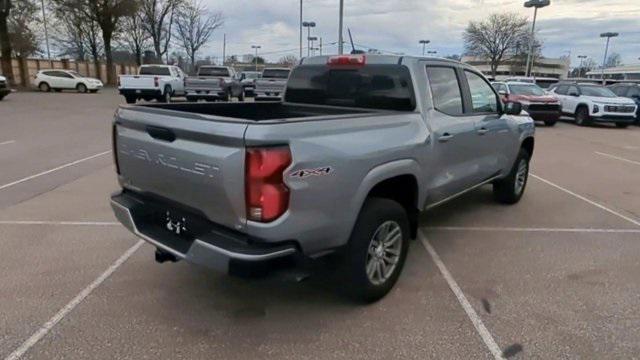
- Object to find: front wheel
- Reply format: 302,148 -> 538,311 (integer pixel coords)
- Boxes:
39,82 -> 51,92
76,83 -> 88,93
575,106 -> 590,126
615,123 -> 629,129
341,198 -> 410,303
493,149 -> 530,204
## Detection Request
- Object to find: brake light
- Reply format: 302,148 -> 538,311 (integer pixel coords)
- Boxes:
154,76 -> 159,87
112,123 -> 120,174
245,147 -> 292,222
327,55 -> 366,67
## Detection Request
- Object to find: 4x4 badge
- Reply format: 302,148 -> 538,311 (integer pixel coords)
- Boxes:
290,167 -> 332,178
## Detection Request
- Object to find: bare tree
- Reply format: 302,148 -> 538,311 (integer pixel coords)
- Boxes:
0,0 -> 14,84
278,55 -> 298,67
118,13 -> 149,66
463,12 -> 529,78
173,0 -> 222,68
7,0 -> 40,58
140,0 -> 182,62
605,52 -> 622,68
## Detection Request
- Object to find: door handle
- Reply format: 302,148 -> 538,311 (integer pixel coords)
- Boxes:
438,133 -> 454,142
477,127 -> 489,135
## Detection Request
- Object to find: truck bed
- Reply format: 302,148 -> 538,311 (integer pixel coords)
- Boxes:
135,102 -> 378,121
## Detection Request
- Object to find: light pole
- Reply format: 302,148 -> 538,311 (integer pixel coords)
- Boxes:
308,36 -> 318,56
577,55 -> 587,77
299,0 -> 303,59
251,45 -> 261,71
600,32 -> 618,85
302,21 -> 316,57
419,40 -> 430,56
338,0 -> 344,54
524,0 -> 550,77
40,0 -> 51,59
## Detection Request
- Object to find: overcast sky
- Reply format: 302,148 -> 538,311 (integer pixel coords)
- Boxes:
201,0 -> 640,67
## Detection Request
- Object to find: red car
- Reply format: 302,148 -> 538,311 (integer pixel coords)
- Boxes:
492,81 -> 561,126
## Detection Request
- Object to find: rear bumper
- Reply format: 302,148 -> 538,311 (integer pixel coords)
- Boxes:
119,89 -> 161,97
110,191 -> 298,273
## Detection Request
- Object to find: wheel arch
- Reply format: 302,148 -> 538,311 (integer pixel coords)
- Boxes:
521,137 -> 534,159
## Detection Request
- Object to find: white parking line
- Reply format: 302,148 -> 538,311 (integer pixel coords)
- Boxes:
0,140 -> 16,146
0,220 -> 119,226
0,151 -> 111,191
3,240 -> 144,360
418,230 -> 505,359
425,226 -> 640,233
531,173 -> 640,227
595,151 -> 640,167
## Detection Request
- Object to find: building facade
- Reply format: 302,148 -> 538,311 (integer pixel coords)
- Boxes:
586,65 -> 640,81
462,55 -> 570,80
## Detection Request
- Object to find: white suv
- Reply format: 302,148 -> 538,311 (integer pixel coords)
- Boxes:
33,70 -> 103,93
549,83 -> 637,128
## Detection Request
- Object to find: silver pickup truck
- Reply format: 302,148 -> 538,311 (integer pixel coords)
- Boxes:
254,67 -> 291,101
111,55 -> 534,302
185,66 -> 245,102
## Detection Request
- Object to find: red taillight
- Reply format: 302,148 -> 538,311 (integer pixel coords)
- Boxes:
327,55 -> 366,67
112,123 -> 120,174
245,147 -> 292,223
154,76 -> 159,87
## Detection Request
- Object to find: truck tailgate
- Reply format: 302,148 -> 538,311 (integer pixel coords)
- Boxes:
185,77 -> 223,91
120,75 -> 158,90
114,107 -> 248,231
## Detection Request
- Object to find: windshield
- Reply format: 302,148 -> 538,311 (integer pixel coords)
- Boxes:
199,67 -> 230,77
262,69 -> 290,79
139,66 -> 171,76
580,86 -> 617,98
285,64 -> 416,111
509,84 -> 546,96
243,72 -> 260,79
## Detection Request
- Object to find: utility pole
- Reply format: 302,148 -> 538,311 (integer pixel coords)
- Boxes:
299,0 -> 303,59
41,0 -> 51,59
600,32 -> 619,85
524,0 -> 550,77
338,0 -> 344,54
319,37 -> 323,55
302,21 -> 316,57
222,33 -> 226,65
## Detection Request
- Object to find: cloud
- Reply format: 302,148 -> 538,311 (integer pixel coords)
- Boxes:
200,0 -> 640,66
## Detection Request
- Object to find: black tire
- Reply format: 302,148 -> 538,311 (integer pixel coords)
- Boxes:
186,96 -> 197,102
615,123 -> 629,129
158,86 -> 172,103
238,89 -> 245,102
76,83 -> 88,93
544,120 -> 557,127
575,106 -> 590,126
222,89 -> 230,102
493,149 -> 530,204
39,82 -> 51,92
124,95 -> 136,104
341,198 -> 410,303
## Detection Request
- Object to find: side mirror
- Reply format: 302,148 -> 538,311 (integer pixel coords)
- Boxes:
503,101 -> 522,115
498,90 -> 507,95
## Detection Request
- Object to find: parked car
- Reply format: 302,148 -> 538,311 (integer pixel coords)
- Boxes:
548,82 -> 637,127
118,65 -> 186,104
110,55 -> 534,302
254,67 -> 291,101
184,66 -> 244,102
0,75 -> 10,100
240,71 -> 261,96
503,76 -> 559,89
33,70 -> 103,93
608,83 -> 640,124
493,81 -> 561,126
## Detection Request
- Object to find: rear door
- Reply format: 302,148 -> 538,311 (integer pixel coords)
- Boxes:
553,85 -> 569,112
114,109 -> 249,231
564,85 -> 581,113
424,65 -> 485,204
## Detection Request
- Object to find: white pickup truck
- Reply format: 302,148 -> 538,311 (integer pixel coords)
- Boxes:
118,65 -> 186,104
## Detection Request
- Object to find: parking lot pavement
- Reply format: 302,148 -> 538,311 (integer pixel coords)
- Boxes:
2,91 -> 640,359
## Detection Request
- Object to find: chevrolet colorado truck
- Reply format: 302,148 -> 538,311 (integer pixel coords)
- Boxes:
110,55 -> 534,302
254,67 -> 291,100
118,65 -> 186,104
185,66 -> 244,102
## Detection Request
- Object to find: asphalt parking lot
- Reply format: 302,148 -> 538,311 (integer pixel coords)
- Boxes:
1,89 -> 640,359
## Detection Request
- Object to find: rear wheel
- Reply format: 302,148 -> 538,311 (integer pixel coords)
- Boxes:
76,83 -> 88,93
575,106 -> 590,126
615,123 -> 629,129
341,198 -> 410,303
238,89 -> 245,102
493,149 -> 530,204
124,95 -> 136,104
39,82 -> 51,92
159,86 -> 172,103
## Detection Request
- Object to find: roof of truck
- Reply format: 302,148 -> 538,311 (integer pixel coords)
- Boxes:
300,54 -> 460,66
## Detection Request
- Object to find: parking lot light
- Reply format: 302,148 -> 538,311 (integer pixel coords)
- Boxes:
600,32 -> 619,85
303,21 -> 316,57
251,45 -> 262,71
419,40 -> 430,56
524,0 -> 551,77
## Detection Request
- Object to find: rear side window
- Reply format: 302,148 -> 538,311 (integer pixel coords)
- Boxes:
139,66 -> 171,76
426,67 -> 464,115
610,86 -> 626,96
554,85 -> 568,95
627,87 -> 640,98
285,64 -> 416,111
199,67 -> 230,77
464,71 -> 498,113
262,69 -> 291,79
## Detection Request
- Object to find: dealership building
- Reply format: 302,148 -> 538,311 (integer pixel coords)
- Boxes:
586,65 -> 640,81
462,56 -> 570,80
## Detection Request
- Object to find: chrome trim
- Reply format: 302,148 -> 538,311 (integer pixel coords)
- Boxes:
111,198 -> 295,262
425,175 -> 502,210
